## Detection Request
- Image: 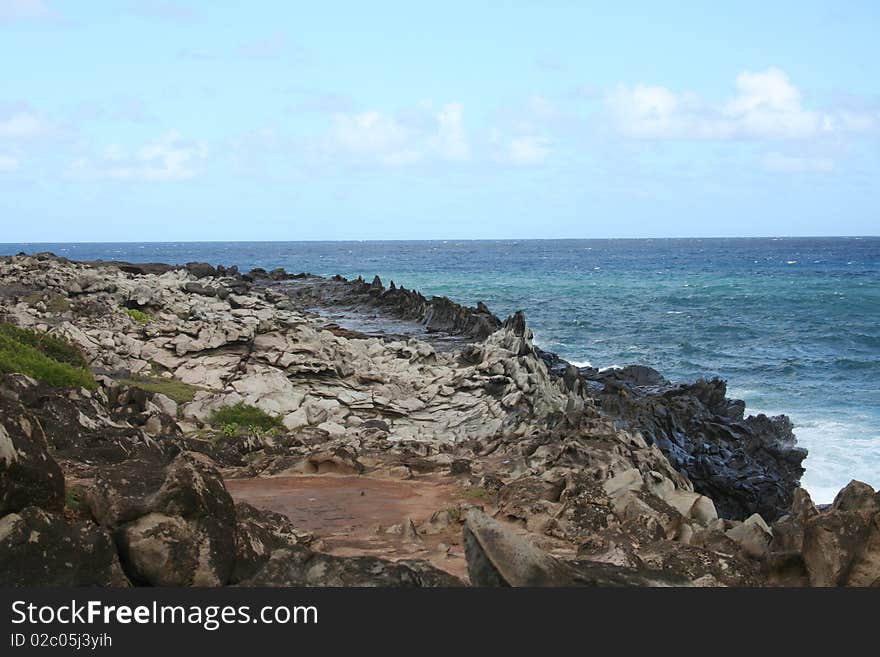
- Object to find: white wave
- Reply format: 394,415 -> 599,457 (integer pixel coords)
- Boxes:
731,397 -> 880,504
568,360 -> 593,368
794,417 -> 880,504
598,364 -> 622,372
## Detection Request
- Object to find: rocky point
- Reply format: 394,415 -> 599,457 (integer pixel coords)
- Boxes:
0,253 -> 877,587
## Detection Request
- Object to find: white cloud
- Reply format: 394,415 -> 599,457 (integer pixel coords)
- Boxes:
70,131 -> 207,181
0,111 -> 45,138
324,102 -> 471,166
606,67 -> 848,140
0,0 -> 61,23
328,111 -> 414,164
433,102 -> 469,160
507,136 -> 551,166
0,154 -> 20,171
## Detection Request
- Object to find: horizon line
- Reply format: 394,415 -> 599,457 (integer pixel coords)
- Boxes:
1,235 -> 878,246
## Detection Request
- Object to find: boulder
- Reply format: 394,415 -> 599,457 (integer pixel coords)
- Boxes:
0,395 -> 65,515
231,502 -> 312,583
241,545 -> 463,587
117,512 -> 232,586
726,513 -> 773,559
185,262 -> 217,279
0,506 -> 129,586
87,452 -> 237,586
464,510 -> 690,586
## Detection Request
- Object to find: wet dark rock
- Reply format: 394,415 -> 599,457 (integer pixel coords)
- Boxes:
583,371 -> 805,521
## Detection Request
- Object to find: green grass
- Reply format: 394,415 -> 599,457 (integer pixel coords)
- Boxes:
125,308 -> 152,324
119,375 -> 203,404
209,402 -> 282,432
0,323 -> 95,389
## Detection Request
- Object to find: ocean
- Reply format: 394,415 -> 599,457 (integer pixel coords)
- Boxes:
3,237 -> 878,503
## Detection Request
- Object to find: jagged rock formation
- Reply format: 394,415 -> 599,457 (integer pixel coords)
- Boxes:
0,253 -> 873,587
279,272 -> 501,341
537,360 -> 807,522
580,367 -> 806,521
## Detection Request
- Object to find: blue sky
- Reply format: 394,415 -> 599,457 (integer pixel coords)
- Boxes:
1,0 -> 878,241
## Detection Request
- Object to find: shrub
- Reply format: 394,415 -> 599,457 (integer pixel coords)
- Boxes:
0,323 -> 89,368
0,323 -> 95,389
209,402 -> 282,432
46,295 -> 72,313
125,308 -> 152,324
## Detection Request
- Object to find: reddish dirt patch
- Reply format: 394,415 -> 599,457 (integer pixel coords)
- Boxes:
225,474 -> 471,581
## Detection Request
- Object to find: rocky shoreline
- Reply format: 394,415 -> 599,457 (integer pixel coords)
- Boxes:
1,252 -> 878,587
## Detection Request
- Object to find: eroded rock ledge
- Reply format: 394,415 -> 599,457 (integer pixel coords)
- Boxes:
0,253 -> 874,587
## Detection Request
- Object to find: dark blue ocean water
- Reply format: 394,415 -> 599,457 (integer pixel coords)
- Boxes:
3,237 -> 878,502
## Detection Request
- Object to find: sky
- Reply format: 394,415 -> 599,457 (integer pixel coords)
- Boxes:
0,0 -> 878,241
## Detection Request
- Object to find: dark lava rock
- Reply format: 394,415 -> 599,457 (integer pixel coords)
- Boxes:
590,374 -> 806,521
87,452 -> 238,586
74,258 -> 177,276
0,392 -> 65,516
231,502 -> 310,583
184,281 -> 218,297
241,544 -> 463,587
0,506 -> 129,586
2,374 -> 174,468
185,262 -> 217,279
278,274 -> 502,342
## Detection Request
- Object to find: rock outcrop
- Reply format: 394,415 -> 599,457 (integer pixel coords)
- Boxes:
541,361 -> 807,521
0,253 -> 872,588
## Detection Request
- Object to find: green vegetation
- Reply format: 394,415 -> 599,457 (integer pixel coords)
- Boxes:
459,486 -> 491,501
0,323 -> 95,389
64,488 -> 88,521
119,375 -> 203,404
125,308 -> 152,324
210,402 -> 283,436
46,295 -> 72,314
23,292 -> 72,314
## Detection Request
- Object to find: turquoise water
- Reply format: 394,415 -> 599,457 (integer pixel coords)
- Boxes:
4,237 -> 878,502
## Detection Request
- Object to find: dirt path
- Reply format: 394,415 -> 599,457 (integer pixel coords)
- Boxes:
225,474 -> 473,581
